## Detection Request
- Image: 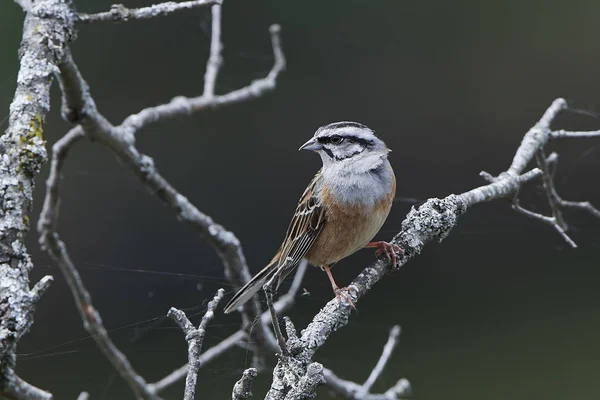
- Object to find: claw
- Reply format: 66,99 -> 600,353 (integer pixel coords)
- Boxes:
367,241 -> 403,267
334,286 -> 357,311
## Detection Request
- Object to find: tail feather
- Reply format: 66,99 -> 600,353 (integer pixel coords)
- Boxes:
223,261 -> 277,314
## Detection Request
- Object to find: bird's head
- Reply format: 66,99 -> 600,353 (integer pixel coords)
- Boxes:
299,122 -> 390,171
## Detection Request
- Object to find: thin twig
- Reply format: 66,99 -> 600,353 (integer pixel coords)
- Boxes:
556,199 -> 600,218
324,368 -> 410,400
508,146 -> 600,248
168,289 -> 224,400
516,198 -> 578,245
550,129 -> 600,139
37,126 -> 84,235
119,23 -> 285,135
203,3 -> 223,97
535,150 -> 567,230
39,234 -> 161,399
76,0 -> 220,23
359,326 -> 402,396
264,276 -> 289,357
0,369 -> 53,400
544,155 -> 600,218
150,261 -> 308,393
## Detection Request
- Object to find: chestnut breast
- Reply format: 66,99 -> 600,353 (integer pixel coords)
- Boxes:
305,173 -> 396,266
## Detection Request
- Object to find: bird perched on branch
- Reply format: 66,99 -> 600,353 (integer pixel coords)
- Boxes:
224,122 -> 400,313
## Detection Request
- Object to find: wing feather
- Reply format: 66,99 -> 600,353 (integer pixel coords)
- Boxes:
223,171 -> 326,313
274,171 -> 326,288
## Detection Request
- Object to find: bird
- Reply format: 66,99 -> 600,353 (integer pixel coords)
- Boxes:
223,122 -> 400,314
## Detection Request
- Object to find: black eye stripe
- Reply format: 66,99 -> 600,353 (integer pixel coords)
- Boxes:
317,135 -> 374,147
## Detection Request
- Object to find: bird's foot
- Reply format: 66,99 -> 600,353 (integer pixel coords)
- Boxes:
368,241 -> 403,267
333,285 -> 357,312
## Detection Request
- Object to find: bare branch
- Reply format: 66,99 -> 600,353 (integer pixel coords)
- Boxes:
507,98 -> 566,176
168,289 -> 224,400
150,261 -> 308,393
0,369 -> 53,400
359,326 -> 402,396
36,85 -> 160,400
232,368 -> 257,400
119,23 -> 285,135
37,126 -> 84,235
39,233 -> 161,399
544,155 -> 600,219
556,199 -> 600,218
550,129 -> 600,139
36,3 -> 285,392
508,147 -> 599,248
203,4 -> 223,97
324,368 -> 410,400
151,331 -> 246,393
76,392 -> 90,400
535,150 -> 567,230
512,199 -> 577,248
76,0 -> 220,23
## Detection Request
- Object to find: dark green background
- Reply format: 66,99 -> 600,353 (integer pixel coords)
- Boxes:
2,0 -> 600,399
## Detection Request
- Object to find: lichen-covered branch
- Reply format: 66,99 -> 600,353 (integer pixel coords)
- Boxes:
76,0 -> 220,23
232,368 -> 258,400
261,98 -> 600,399
0,0 -> 74,396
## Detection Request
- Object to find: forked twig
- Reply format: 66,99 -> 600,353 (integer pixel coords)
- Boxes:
168,289 -> 225,400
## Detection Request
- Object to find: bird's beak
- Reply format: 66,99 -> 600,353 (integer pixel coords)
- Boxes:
298,137 -> 323,152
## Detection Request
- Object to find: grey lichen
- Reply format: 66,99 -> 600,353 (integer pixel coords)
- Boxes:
232,368 -> 257,400
0,0 -> 74,394
394,195 -> 466,259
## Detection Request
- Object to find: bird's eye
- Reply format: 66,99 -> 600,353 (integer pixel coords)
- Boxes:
330,136 -> 344,144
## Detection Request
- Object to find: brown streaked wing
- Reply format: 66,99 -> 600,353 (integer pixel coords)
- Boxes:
274,171 -> 326,288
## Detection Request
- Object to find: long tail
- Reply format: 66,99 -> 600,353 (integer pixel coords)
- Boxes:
223,260 -> 278,314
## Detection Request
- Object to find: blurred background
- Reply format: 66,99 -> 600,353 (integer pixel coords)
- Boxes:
2,0 -> 600,399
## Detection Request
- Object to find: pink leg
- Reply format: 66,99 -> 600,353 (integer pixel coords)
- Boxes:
323,264 -> 356,310
365,241 -> 403,266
